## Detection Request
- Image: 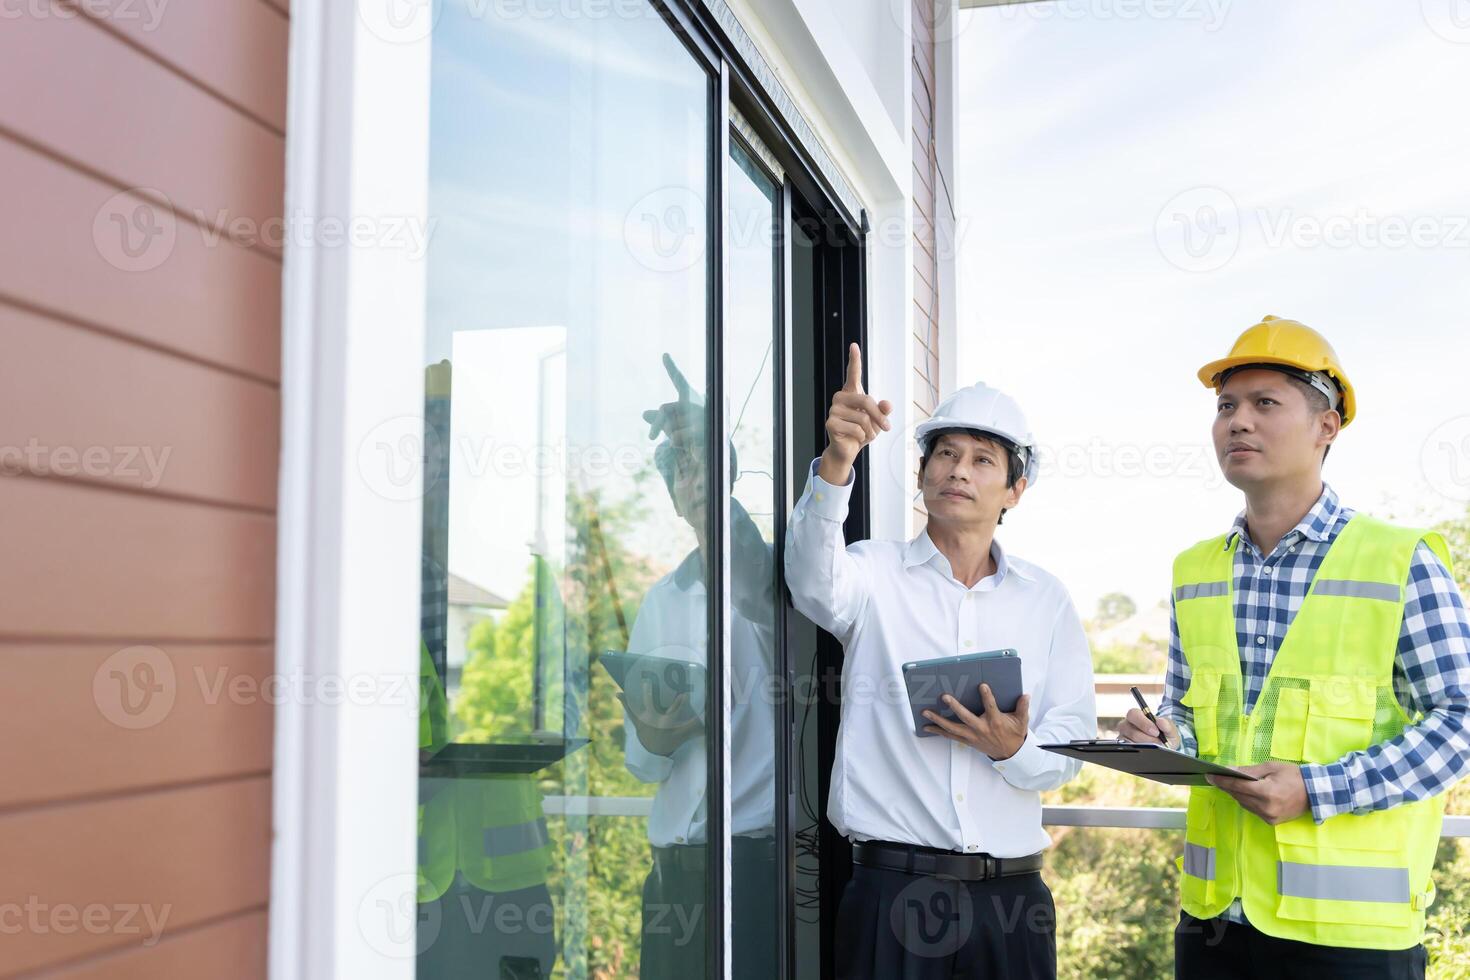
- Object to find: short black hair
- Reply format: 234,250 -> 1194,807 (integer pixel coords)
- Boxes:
1279,375 -> 1335,464
918,428 -> 1024,525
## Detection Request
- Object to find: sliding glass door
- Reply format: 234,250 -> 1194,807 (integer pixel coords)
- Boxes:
403,6 -> 867,978
722,130 -> 783,980
415,4 -> 718,978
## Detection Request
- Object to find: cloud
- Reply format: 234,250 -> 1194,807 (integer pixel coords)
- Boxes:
955,1 -> 1470,612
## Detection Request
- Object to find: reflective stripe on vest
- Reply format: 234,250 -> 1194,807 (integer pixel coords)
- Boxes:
484,817 -> 550,858
1183,843 -> 1216,881
1278,862 -> 1411,905
1175,581 -> 1229,601
1312,579 -> 1400,602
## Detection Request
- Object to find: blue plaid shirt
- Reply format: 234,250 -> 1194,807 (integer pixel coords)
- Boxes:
1158,485 -> 1470,924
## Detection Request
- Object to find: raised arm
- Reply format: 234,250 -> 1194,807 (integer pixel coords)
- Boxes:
784,344 -> 892,641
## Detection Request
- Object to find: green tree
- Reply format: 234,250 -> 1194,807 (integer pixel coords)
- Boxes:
452,487 -> 674,979
1094,592 -> 1137,628
1425,503 -> 1470,976
1434,503 -> 1470,595
1046,766 -> 1185,978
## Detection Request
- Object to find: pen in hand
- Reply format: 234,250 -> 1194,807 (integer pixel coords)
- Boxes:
1130,686 -> 1169,746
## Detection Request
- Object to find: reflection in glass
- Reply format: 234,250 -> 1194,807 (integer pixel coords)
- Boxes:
415,2 -> 712,978
723,138 -> 781,980
609,136 -> 782,980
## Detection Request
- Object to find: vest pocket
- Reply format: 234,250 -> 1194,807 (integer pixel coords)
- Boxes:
1268,687 -> 1309,761
1304,676 -> 1377,764
1272,810 -> 1415,928
1180,789 -> 1219,908
1181,671 -> 1223,757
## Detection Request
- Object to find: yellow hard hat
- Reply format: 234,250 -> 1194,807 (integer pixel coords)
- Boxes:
1197,315 -> 1355,427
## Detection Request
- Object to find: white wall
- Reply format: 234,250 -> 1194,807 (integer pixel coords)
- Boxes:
731,0 -> 953,544
814,0 -> 909,135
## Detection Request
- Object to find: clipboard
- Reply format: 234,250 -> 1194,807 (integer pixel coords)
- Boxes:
1040,740 -> 1262,786
419,736 -> 591,776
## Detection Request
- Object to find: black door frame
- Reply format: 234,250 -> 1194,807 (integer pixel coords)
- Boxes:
651,3 -> 872,977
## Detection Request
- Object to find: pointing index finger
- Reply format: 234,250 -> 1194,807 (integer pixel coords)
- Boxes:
663,352 -> 693,403
844,343 -> 864,394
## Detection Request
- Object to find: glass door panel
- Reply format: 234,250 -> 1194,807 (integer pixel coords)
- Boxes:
416,4 -> 716,978
724,133 -> 781,980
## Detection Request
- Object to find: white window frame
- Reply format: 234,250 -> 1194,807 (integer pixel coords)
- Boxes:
270,4 -> 432,978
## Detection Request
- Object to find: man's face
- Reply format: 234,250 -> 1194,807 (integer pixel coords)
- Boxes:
1212,368 -> 1337,491
668,443 -> 707,528
918,432 -> 1025,528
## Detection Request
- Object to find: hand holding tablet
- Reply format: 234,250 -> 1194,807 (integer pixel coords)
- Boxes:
902,649 -> 1024,738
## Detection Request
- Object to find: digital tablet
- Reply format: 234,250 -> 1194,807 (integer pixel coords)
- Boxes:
599,650 -> 707,720
902,649 -> 1023,738
1040,740 -> 1261,785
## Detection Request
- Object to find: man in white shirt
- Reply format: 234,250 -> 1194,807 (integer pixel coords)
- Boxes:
785,344 -> 1096,980
618,365 -> 778,980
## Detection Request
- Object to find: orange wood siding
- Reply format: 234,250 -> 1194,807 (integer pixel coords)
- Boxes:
913,0 -> 941,529
0,2 -> 286,974
39,912 -> 270,980
0,780 -> 273,975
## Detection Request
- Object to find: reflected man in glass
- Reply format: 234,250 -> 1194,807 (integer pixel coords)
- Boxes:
617,357 -> 779,980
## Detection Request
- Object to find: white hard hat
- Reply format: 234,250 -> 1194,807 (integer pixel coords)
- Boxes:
914,382 -> 1039,485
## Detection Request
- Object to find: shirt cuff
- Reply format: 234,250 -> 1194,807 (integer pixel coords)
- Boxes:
1301,762 -> 1353,823
990,731 -> 1046,782
800,457 -> 854,523
1156,709 -> 1196,756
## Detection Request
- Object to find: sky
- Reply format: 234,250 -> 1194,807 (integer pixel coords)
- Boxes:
955,0 -> 1470,619
426,0 -> 781,601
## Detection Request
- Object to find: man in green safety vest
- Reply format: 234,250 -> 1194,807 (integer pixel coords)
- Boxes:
1120,316 -> 1470,978
418,640 -> 558,980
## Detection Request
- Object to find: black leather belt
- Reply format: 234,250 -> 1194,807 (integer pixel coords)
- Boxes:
652,836 -> 776,874
852,840 -> 1044,881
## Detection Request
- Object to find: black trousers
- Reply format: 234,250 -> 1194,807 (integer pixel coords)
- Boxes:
1175,912 -> 1427,980
834,863 -> 1057,980
416,877 -> 557,980
639,836 -> 779,980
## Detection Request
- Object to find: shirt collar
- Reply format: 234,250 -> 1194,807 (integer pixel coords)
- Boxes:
904,529 -> 1034,585
671,549 -> 704,591
1226,483 -> 1342,551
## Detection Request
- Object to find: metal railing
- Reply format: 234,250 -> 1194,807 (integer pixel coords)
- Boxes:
543,797 -> 1470,837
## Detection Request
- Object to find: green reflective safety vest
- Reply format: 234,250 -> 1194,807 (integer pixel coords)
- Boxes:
1173,514 -> 1453,951
418,641 -> 553,904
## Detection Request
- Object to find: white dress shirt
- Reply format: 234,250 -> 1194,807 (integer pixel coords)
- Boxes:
622,506 -> 777,846
784,459 -> 1096,858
